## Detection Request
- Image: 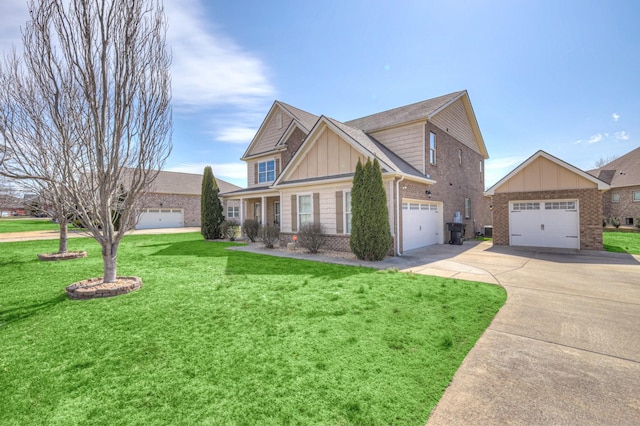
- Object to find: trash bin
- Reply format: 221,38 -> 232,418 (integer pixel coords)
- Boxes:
446,222 -> 466,245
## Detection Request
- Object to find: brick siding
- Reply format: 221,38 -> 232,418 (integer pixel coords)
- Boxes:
492,188 -> 603,250
602,185 -> 640,226
139,193 -> 239,227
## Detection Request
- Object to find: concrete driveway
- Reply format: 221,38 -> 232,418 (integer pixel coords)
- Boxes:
413,242 -> 640,425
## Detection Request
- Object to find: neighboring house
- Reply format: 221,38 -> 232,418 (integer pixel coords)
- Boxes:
588,145 -> 640,226
485,150 -> 610,250
221,90 -> 490,255
136,170 -> 241,229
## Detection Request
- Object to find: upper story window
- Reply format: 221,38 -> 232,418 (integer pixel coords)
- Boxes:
612,193 -> 620,203
429,132 -> 436,165
258,160 -> 275,184
633,191 -> 640,202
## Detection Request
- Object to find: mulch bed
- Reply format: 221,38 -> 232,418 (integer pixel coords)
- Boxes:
66,276 -> 142,300
37,251 -> 87,261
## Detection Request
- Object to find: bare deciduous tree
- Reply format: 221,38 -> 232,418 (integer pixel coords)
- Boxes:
0,0 -> 172,282
594,155 -> 618,168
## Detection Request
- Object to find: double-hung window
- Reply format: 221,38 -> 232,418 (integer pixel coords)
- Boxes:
429,132 -> 436,165
633,191 -> 640,202
298,195 -> 312,226
227,206 -> 239,219
344,191 -> 352,234
258,160 -> 275,184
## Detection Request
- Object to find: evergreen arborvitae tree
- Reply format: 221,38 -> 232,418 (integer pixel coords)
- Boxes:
350,158 -> 392,260
201,166 -> 225,239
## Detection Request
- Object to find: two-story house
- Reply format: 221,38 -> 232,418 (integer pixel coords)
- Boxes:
222,90 -> 490,255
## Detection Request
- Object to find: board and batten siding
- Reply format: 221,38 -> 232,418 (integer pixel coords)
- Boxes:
370,122 -> 424,173
494,156 -> 597,193
287,127 -> 365,181
430,98 -> 480,156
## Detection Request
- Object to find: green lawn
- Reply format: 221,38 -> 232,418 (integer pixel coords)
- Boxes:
0,233 -> 506,425
603,230 -> 640,254
0,218 -> 61,233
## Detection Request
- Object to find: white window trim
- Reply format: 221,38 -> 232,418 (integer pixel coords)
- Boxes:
227,206 -> 239,219
297,193 -> 313,227
429,132 -> 436,165
344,191 -> 352,234
612,193 -> 620,203
633,191 -> 640,202
464,197 -> 471,219
258,159 -> 276,184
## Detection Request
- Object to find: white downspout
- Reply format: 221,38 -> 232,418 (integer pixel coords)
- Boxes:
396,175 -> 405,256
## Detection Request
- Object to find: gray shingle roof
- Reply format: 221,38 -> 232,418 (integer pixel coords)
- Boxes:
326,117 -> 424,179
588,146 -> 640,188
344,91 -> 465,132
148,170 -> 242,196
279,102 -> 320,131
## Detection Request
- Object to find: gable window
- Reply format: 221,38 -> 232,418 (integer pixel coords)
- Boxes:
458,149 -> 463,166
464,197 -> 471,219
298,195 -> 312,226
612,193 -> 620,203
633,191 -> 640,202
258,160 -> 276,184
227,206 -> 239,219
344,191 -> 352,234
429,132 -> 436,165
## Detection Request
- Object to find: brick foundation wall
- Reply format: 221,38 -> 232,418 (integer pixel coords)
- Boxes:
279,232 -> 397,256
492,188 -> 603,250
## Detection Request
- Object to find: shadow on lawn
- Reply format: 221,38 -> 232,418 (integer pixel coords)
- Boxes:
148,240 -> 368,279
0,293 -> 68,327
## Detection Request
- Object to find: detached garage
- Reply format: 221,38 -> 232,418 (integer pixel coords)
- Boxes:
485,151 -> 610,250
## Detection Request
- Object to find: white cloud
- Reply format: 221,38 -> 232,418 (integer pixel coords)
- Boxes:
0,1 -> 27,52
164,0 -> 275,109
615,131 -> 629,141
612,112 -> 620,122
587,134 -> 603,144
216,126 -> 257,144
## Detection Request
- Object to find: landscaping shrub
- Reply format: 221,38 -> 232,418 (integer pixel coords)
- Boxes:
243,219 -> 260,242
610,216 -> 621,228
636,215 -> 640,229
298,222 -> 326,253
260,225 -> 280,248
221,220 -> 240,241
349,158 -> 392,261
201,166 -> 224,240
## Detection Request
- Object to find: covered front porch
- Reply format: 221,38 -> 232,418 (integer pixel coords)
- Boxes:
222,188 -> 280,228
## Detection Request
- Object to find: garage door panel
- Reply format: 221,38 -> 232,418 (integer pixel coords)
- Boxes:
402,201 -> 440,251
137,208 -> 184,229
509,200 -> 578,249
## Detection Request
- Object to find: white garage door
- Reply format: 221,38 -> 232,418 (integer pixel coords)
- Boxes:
509,200 -> 579,249
402,201 -> 440,251
136,208 -> 184,229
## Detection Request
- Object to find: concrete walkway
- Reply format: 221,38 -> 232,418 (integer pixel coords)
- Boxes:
234,241 -> 640,425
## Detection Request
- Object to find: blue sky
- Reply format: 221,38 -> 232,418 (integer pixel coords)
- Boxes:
1,0 -> 639,189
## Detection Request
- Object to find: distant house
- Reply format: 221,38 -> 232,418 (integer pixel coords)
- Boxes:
136,170 -> 241,229
588,146 -> 640,226
221,90 -> 490,254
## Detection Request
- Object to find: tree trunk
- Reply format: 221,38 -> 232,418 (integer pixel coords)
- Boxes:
102,242 -> 119,283
58,216 -> 69,254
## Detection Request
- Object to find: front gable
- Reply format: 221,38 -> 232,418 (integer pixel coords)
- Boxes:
279,123 -> 366,183
241,102 -> 296,159
486,151 -> 610,195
